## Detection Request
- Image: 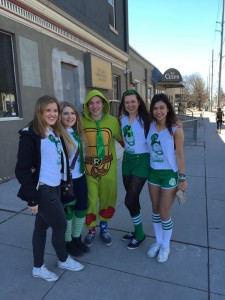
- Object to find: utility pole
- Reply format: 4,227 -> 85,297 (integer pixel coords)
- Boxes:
217,0 -> 224,108
211,49 -> 214,111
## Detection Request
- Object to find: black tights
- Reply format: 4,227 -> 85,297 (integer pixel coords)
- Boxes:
123,175 -> 146,217
33,185 -> 67,267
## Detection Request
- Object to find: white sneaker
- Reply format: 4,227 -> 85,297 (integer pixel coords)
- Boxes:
32,264 -> 58,282
147,243 -> 161,258
58,255 -> 84,271
157,247 -> 170,263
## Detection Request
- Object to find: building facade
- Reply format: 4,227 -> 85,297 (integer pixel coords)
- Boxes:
127,46 -> 156,110
0,0 -> 182,179
0,0 -> 130,178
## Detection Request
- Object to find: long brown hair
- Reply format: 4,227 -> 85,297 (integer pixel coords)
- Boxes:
150,93 -> 179,135
29,95 -> 74,156
118,90 -> 150,137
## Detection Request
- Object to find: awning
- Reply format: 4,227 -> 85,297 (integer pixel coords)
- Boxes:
152,68 -> 184,89
155,81 -> 185,89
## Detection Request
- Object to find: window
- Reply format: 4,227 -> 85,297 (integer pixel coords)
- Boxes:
148,87 -> 152,103
109,74 -> 120,117
134,80 -> 140,94
108,0 -> 115,28
0,31 -> 18,118
109,75 -> 120,100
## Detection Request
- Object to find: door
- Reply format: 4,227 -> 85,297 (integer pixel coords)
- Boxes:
61,63 -> 78,108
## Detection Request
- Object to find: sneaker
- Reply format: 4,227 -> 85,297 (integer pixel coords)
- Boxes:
58,255 -> 84,271
73,236 -> 90,253
32,264 -> 58,282
157,247 -> 170,263
66,241 -> 83,257
122,232 -> 134,241
127,235 -> 146,250
147,243 -> 161,258
84,232 -> 95,247
100,231 -> 112,246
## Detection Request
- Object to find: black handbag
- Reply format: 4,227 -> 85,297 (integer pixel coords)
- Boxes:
60,149 -> 79,204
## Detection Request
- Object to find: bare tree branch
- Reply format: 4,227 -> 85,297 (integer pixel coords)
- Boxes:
183,73 -> 208,110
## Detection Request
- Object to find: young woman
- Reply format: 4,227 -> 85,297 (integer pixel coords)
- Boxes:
15,95 -> 84,282
216,107 -> 224,134
118,90 -> 150,250
60,101 -> 89,256
146,93 -> 187,263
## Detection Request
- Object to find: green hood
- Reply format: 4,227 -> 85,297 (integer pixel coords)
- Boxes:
83,89 -> 109,119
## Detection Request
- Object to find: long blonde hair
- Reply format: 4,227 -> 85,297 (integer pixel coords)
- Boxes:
60,101 -> 87,151
29,95 -> 74,156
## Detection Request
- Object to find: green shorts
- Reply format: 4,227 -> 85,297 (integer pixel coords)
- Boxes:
148,168 -> 178,189
122,152 -> 150,179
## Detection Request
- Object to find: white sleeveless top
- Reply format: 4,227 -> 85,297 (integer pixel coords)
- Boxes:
39,129 -> 62,186
147,122 -> 178,172
121,115 -> 148,154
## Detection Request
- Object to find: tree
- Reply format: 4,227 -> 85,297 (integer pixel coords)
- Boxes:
183,73 -> 209,110
218,87 -> 225,108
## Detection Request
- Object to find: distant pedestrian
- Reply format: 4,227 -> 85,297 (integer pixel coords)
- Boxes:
60,101 -> 90,256
15,95 -> 84,282
216,107 -> 224,134
118,90 -> 150,249
82,90 -> 123,247
146,93 -> 187,263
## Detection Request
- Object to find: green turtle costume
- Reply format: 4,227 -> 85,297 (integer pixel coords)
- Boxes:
82,90 -> 123,228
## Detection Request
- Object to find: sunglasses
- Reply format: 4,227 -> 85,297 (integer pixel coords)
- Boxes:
122,90 -> 138,97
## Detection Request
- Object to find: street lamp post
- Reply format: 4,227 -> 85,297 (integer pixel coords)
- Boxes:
211,49 -> 214,111
217,0 -> 224,108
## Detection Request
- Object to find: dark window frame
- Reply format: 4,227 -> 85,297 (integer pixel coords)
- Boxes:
108,0 -> 116,29
109,74 -> 121,117
0,31 -> 19,119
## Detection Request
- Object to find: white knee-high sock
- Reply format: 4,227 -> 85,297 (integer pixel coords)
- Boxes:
162,218 -> 173,249
152,213 -> 163,245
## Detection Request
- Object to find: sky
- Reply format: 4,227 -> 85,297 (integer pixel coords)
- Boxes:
128,0 -> 222,89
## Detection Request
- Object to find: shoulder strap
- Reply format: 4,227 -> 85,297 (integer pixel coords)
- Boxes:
70,148 -> 79,170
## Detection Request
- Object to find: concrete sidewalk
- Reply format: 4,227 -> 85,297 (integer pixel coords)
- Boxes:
0,111 -> 225,300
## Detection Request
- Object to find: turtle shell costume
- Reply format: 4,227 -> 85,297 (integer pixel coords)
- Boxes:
82,90 -> 123,228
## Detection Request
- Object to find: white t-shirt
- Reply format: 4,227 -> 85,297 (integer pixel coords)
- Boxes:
121,115 -> 148,154
147,122 -> 178,172
67,128 -> 83,179
39,129 -> 62,186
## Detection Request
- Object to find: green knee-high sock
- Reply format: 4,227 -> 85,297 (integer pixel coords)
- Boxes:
132,213 -> 145,240
64,204 -> 74,242
72,210 -> 86,238
65,219 -> 72,242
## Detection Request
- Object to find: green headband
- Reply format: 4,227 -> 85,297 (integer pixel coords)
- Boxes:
122,89 -> 138,97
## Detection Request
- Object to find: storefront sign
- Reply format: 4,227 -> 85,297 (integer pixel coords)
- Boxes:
161,68 -> 182,82
84,53 -> 112,89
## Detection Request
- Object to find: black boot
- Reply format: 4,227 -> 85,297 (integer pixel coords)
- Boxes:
66,241 -> 83,257
72,236 -> 90,253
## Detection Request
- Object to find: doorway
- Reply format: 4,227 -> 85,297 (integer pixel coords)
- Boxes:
61,63 -> 81,111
